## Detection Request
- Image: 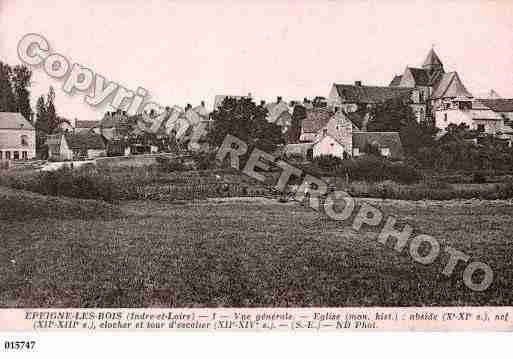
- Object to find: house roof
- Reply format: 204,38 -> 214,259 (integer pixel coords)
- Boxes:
352,131 -> 404,159
431,72 -> 473,99
477,99 -> 513,113
75,120 -> 99,129
389,75 -> 402,87
407,67 -> 430,86
0,112 -> 34,130
333,83 -> 413,104
345,111 -> 364,130
301,108 -> 334,134
65,132 -> 106,150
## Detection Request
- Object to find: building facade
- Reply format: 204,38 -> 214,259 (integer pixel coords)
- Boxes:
0,112 -> 36,161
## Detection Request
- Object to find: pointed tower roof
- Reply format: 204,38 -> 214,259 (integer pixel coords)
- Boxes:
423,48 -> 443,68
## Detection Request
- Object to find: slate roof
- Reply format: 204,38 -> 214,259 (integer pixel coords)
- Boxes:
0,112 -> 34,130
431,72 -> 473,99
352,131 -> 404,159
301,108 -> 334,134
333,84 -> 413,104
65,132 -> 106,150
477,99 -> 513,113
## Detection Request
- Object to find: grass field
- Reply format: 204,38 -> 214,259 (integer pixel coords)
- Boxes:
1,187 -> 512,307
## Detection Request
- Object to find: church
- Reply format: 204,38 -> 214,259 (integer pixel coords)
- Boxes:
389,48 -> 473,119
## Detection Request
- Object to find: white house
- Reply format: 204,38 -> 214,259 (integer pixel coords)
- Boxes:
434,98 -> 505,134
0,112 -> 36,161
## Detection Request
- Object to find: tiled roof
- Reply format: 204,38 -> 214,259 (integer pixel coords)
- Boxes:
0,112 -> 34,130
66,132 -> 106,150
75,120 -> 99,129
477,99 -> 513,113
352,131 -> 404,159
301,108 -> 334,134
334,84 -> 413,104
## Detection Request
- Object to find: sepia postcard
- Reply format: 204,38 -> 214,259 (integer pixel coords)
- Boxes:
1,0 -> 513,340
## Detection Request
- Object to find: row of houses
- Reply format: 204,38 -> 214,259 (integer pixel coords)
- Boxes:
1,48 -> 512,163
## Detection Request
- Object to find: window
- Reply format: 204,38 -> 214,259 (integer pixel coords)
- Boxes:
22,151 -> 28,160
322,129 -> 328,137
0,152 -> 2,160
381,148 -> 391,157
5,151 -> 11,160
21,135 -> 28,146
477,124 -> 485,133
444,113 -> 448,122
13,151 -> 19,160
353,148 -> 360,156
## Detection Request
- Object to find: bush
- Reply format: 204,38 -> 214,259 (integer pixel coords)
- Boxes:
472,172 -> 487,183
312,154 -> 346,170
191,152 -> 217,170
155,156 -> 187,172
309,155 -> 422,184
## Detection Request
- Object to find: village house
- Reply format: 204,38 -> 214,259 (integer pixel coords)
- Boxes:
286,107 -> 403,160
434,98 -> 505,134
0,112 -> 36,161
45,131 -> 106,161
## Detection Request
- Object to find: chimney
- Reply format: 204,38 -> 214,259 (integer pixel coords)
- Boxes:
201,101 -> 205,107
355,81 -> 362,86
277,96 -> 282,103
260,100 -> 266,106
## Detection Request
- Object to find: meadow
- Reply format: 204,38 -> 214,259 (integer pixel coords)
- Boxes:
1,186 -> 512,307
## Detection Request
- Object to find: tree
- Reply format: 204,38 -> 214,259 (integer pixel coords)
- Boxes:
367,98 -> 439,156
11,65 -> 33,122
207,97 -> 284,153
287,103 -> 306,143
0,62 -> 16,112
35,95 -> 49,149
46,86 -> 60,133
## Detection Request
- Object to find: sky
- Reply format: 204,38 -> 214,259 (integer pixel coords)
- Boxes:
1,0 -> 513,122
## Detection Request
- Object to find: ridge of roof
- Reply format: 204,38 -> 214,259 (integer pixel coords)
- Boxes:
0,112 -> 35,130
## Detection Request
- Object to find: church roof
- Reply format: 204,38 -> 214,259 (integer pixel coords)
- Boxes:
407,67 -> 430,86
333,83 -> 413,104
431,72 -> 473,99
422,48 -> 443,68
